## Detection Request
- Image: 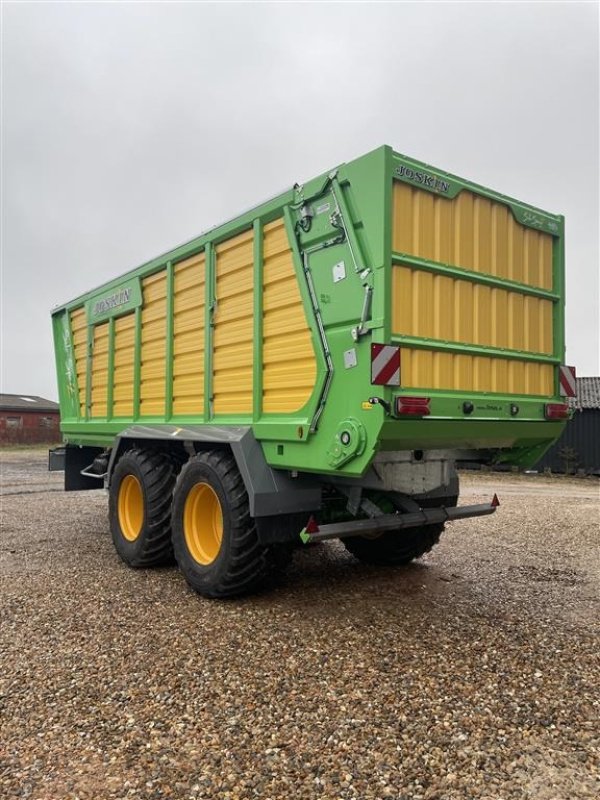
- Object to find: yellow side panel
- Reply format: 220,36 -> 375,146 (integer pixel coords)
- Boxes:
213,231 -> 254,414
70,307 -> 87,417
90,321 -> 110,417
140,271 -> 167,416
392,182 -> 553,290
173,252 -> 205,416
112,312 -> 135,417
262,219 -> 317,414
400,348 -> 554,396
392,265 -> 553,355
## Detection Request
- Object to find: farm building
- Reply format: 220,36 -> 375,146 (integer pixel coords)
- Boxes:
0,394 -> 61,445
535,377 -> 600,475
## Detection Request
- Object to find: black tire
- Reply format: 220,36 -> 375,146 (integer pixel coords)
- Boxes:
109,448 -> 177,567
171,450 -> 273,599
342,492 -> 457,566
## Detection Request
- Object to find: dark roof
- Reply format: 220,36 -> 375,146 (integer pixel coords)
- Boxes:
0,394 -> 59,413
570,377 -> 600,411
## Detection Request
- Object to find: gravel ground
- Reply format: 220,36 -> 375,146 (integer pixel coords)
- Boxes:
1,449 -> 598,800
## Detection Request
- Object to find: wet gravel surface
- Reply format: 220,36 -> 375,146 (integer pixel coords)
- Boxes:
1,450 -> 599,799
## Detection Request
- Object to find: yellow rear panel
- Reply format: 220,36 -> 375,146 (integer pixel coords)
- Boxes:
392,183 -> 553,289
262,219 -> 317,413
400,349 -> 553,396
392,182 -> 555,396
392,266 -> 553,355
213,230 -> 254,414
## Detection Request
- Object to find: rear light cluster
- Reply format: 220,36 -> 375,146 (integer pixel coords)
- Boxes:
394,399 -> 569,420
545,403 -> 569,420
396,396 -> 431,416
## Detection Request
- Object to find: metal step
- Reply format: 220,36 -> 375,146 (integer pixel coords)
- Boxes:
299,496 -> 499,544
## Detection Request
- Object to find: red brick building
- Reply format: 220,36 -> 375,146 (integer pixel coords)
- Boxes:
0,394 -> 61,445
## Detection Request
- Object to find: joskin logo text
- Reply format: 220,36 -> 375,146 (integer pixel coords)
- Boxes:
93,288 -> 132,316
395,165 -> 450,194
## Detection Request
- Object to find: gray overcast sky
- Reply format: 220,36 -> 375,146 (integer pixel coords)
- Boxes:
2,1 -> 599,401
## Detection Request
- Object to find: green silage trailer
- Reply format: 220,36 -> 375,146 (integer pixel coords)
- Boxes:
51,145 -> 574,597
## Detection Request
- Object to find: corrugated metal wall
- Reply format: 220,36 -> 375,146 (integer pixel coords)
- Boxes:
391,182 -> 556,396
113,313 -> 135,418
535,410 -> 600,474
392,183 -> 553,287
68,221 -> 317,422
262,219 -> 316,413
140,271 -> 168,417
172,252 -> 205,416
213,230 -> 255,415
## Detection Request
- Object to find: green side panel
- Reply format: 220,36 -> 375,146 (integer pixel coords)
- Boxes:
52,310 -> 79,422
52,145 -> 568,476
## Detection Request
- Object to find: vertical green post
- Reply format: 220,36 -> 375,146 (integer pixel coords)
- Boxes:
204,242 -> 215,421
165,261 -> 174,420
252,218 -> 263,422
383,146 -> 394,343
552,220 -> 565,396
133,306 -> 142,420
62,310 -> 80,421
106,317 -> 115,420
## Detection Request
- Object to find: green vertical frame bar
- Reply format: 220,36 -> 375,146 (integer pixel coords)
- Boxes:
106,317 -> 115,420
165,260 -> 174,420
64,310 -> 81,421
133,306 -> 142,420
252,218 -> 263,422
204,242 -> 215,421
383,145 -> 394,344
552,219 -> 566,396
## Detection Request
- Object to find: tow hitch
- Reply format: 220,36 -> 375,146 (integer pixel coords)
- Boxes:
299,495 -> 500,544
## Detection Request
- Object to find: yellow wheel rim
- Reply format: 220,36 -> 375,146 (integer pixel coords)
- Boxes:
183,482 -> 223,565
118,475 -> 144,542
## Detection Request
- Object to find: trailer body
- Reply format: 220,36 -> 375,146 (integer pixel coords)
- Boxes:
51,146 -> 571,596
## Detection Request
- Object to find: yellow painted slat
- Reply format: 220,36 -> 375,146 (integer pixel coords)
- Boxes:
392,182 -> 553,290
172,252 -> 205,415
71,329 -> 88,347
174,312 -> 204,335
69,307 -> 87,416
70,312 -> 87,331
400,348 -> 553,396
213,232 -> 254,414
112,312 -> 135,417
140,361 -> 166,380
90,321 -> 110,417
392,265 -> 553,355
263,330 -> 316,361
173,328 -> 204,356
173,352 -> 205,376
214,341 -> 254,371
140,271 -> 167,416
262,219 -> 317,414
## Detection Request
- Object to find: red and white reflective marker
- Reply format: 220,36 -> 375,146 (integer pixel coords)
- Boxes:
559,365 -> 577,397
371,344 -> 400,386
